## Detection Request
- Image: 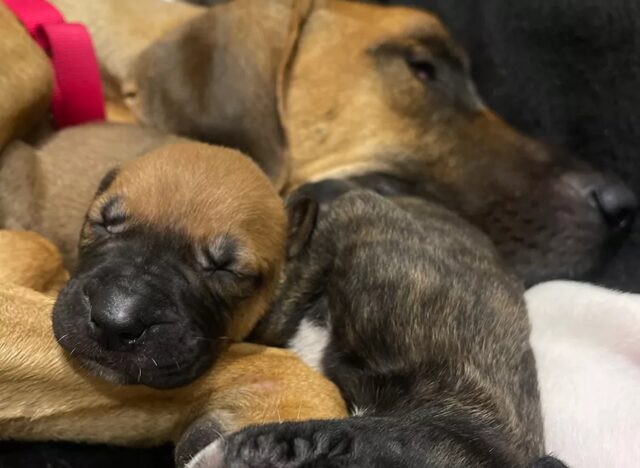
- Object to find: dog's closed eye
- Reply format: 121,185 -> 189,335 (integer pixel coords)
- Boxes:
92,198 -> 128,235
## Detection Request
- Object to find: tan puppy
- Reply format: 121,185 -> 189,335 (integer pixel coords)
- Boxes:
0,230 -> 347,467
50,0 -> 637,285
37,131 -> 287,389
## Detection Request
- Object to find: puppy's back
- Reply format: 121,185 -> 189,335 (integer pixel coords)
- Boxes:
1,123 -> 184,269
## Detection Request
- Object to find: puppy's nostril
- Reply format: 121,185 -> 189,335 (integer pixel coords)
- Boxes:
591,184 -> 638,232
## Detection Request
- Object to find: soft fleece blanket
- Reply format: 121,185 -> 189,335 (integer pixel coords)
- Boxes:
527,281 -> 640,467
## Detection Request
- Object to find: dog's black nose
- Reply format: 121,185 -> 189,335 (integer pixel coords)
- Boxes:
591,182 -> 637,232
86,284 -> 149,350
562,171 -> 637,234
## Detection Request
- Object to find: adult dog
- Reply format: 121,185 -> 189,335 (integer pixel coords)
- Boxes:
52,0 -> 637,286
190,181 -> 566,467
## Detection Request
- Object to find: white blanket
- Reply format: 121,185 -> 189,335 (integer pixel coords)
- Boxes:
527,281 -> 640,468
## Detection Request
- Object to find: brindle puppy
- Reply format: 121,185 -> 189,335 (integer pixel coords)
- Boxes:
191,181 -> 567,467
51,0 -> 636,285
52,141 -> 286,389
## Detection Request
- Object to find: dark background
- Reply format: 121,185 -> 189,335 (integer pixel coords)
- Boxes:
378,0 -> 640,291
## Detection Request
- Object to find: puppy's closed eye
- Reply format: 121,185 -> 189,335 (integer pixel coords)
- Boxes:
195,236 -> 261,300
92,198 -> 128,236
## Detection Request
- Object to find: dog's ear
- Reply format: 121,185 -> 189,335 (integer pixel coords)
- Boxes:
529,456 -> 569,468
128,0 -> 316,191
285,193 -> 319,259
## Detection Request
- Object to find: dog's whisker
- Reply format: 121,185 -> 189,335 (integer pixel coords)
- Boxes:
151,358 -> 158,368
56,334 -> 69,344
137,365 -> 142,384
173,358 -> 181,370
69,347 -> 77,356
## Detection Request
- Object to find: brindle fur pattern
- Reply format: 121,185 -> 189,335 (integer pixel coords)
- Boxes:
216,185 -> 557,467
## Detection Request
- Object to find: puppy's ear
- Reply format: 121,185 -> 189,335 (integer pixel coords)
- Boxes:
285,194 -> 319,259
529,456 -> 569,468
130,0 -> 316,191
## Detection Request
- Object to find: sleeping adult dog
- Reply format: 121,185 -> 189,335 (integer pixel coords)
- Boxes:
51,0 -> 637,286
379,0 -> 640,291
190,181 -> 567,467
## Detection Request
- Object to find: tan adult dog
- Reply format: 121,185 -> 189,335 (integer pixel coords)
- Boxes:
51,0 -> 637,286
0,230 -> 347,467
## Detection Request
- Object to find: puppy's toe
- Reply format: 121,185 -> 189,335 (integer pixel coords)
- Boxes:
222,422 -> 353,467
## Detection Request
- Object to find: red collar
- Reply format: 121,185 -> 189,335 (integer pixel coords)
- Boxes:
4,0 -> 105,128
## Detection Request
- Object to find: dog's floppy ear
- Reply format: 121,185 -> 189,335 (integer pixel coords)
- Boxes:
128,0 -> 316,191
285,193 -> 319,259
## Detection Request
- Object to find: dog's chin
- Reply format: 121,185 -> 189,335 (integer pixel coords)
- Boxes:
73,351 -> 214,389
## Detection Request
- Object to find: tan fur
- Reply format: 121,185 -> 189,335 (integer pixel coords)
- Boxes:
0,230 -> 347,446
0,123 -> 183,270
0,2 -> 53,150
88,142 -> 287,340
50,0 -> 202,98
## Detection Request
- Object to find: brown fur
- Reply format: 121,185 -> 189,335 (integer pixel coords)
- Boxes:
84,141 -> 287,340
0,230 -> 346,448
49,0 -> 629,283
0,123 -> 183,270
0,2 -> 53,150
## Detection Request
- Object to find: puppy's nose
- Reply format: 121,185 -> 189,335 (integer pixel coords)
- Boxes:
86,285 -> 149,350
591,182 -> 637,232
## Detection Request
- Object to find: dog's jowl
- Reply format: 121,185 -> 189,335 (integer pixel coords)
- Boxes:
52,142 -> 286,389
193,181 -> 568,467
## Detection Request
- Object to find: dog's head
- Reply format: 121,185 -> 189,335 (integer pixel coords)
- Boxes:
52,142 -> 286,388
123,0 -> 636,285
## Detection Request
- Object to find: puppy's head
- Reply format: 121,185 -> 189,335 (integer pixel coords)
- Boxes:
124,0 -> 635,285
52,143 -> 286,388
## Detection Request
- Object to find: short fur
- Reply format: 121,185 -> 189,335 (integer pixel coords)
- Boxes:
50,0 -> 636,286
48,133 -> 287,389
206,182 -> 564,467
0,230 -> 347,466
0,123 -> 183,269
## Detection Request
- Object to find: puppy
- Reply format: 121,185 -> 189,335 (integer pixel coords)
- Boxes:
52,0 -> 636,285
0,123 -> 183,269
194,180 -> 566,467
0,230 -> 347,468
527,280 -> 640,468
48,134 -> 286,389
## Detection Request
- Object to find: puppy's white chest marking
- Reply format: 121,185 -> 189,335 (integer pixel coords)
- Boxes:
289,318 -> 329,373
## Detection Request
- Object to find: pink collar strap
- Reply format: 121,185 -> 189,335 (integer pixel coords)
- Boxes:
4,0 -> 105,128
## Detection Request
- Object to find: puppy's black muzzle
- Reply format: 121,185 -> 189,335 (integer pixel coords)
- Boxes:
83,276 -> 173,352
53,233 -> 228,389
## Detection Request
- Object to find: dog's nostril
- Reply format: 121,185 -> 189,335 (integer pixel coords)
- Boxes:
591,183 -> 638,232
89,311 -> 147,349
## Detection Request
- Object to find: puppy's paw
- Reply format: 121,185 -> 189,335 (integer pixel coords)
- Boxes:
198,422 -> 354,467
176,416 -> 225,468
